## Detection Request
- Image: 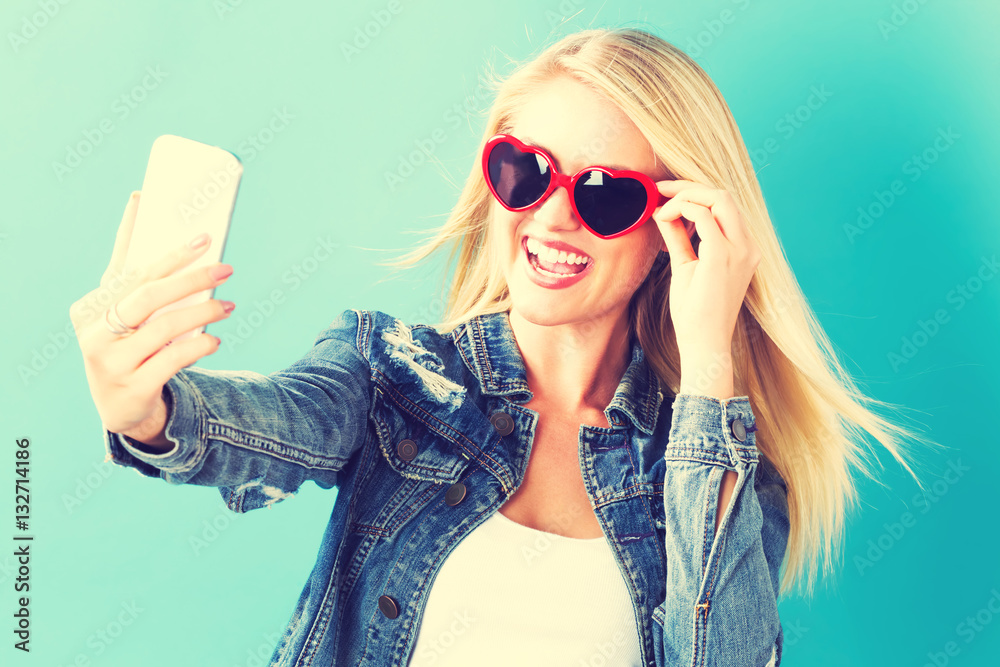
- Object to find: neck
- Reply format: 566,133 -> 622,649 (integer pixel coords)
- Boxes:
507,307 -> 632,414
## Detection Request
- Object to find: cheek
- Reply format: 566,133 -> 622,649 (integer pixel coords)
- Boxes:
603,241 -> 658,294
488,210 -> 522,267
495,211 -> 523,253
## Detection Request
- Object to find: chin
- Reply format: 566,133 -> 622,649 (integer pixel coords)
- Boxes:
510,293 -> 567,322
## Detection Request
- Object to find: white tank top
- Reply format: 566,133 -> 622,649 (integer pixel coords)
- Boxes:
406,508 -> 644,666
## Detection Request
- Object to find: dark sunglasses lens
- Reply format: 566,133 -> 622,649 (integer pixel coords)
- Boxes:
574,171 -> 648,236
487,141 -> 551,209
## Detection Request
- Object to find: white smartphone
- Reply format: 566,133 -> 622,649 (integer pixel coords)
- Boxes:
123,134 -> 243,345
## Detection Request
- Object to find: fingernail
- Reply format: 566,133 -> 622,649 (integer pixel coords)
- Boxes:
221,300 -> 235,313
189,233 -> 210,249
210,264 -> 233,281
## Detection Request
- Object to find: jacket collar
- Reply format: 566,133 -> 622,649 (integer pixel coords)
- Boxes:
452,310 -> 664,435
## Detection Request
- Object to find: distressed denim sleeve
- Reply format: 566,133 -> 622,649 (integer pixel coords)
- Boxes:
651,393 -> 790,667
101,309 -> 372,513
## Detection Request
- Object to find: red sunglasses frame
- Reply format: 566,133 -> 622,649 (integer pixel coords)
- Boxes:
481,133 -> 668,239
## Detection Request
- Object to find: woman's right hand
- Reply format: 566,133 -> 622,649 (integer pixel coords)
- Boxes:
70,191 -> 236,445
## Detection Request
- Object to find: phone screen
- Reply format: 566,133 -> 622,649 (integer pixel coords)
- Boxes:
124,134 -> 243,345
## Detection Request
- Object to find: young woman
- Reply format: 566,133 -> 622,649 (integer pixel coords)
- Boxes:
71,27 -> 933,666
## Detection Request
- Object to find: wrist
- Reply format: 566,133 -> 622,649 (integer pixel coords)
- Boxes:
679,351 -> 734,401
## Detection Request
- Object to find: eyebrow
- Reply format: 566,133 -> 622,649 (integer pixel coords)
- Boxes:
518,135 -> 632,172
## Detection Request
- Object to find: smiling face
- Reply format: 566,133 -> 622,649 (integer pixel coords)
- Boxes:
488,75 -> 673,328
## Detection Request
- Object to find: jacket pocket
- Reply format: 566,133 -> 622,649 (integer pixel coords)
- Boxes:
348,388 -> 470,538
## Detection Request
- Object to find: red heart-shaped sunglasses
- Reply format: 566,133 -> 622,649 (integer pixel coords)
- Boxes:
481,133 -> 669,239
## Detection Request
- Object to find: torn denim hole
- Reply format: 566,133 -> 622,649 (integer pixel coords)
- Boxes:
381,320 -> 466,409
234,477 -> 295,509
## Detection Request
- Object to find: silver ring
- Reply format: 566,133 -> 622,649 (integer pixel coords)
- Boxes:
105,302 -> 140,336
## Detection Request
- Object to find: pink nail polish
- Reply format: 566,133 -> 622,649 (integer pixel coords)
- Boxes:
210,264 -> 233,281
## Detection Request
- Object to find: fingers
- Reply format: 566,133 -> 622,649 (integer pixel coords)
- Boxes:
114,259 -> 231,336
125,297 -> 234,372
132,332 -> 222,391
102,191 -> 141,288
139,231 -> 215,287
673,203 -> 719,263
654,211 -> 698,266
655,180 -> 748,245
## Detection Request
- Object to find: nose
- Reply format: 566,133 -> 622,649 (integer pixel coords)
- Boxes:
532,179 -> 581,232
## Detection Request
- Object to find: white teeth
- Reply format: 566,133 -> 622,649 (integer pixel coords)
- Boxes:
525,237 -> 590,265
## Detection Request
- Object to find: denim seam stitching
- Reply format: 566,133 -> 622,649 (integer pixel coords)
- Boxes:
373,369 -> 507,478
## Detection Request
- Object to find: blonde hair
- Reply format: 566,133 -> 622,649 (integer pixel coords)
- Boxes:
374,27 -> 944,598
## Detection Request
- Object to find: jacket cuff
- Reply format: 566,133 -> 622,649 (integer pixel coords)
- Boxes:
665,393 -> 759,468
102,372 -> 206,478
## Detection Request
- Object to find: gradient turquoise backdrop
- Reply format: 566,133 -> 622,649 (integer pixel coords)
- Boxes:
1,1 -> 998,665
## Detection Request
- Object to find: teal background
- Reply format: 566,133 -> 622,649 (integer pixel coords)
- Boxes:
1,0 -> 998,664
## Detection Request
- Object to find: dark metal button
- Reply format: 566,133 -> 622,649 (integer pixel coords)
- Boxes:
445,482 -> 467,506
731,418 -> 747,442
378,595 -> 399,619
396,439 -> 418,461
490,412 -> 514,436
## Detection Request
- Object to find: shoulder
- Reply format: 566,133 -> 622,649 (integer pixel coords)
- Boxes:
317,309 -> 472,402
314,309 -> 455,359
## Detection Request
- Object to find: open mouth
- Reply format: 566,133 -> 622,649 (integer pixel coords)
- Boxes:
522,236 -> 591,277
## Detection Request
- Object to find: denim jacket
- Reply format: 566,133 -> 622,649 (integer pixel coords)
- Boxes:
102,308 -> 790,666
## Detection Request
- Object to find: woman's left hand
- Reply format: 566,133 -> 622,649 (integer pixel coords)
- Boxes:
652,179 -> 761,372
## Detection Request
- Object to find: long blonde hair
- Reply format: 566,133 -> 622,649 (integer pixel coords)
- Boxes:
374,27 -> 943,598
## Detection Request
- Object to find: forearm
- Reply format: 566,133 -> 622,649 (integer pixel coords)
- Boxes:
681,356 -> 738,534
101,310 -> 374,512
679,350 -> 734,402
654,393 -> 788,667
